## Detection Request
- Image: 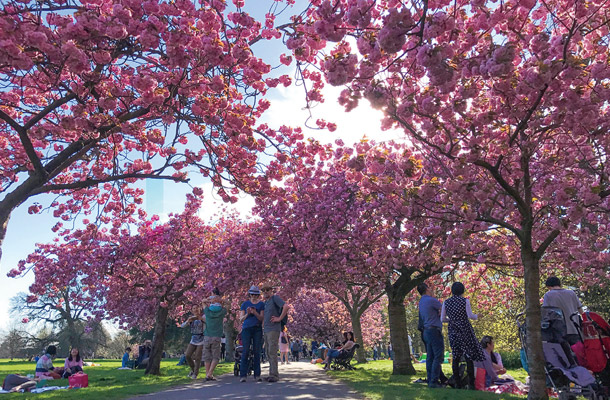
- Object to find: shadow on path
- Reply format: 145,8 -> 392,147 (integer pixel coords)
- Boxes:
130,361 -> 362,400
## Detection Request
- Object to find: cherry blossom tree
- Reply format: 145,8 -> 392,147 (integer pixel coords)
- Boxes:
253,140 -> 424,363
289,0 -> 610,397
0,0 -> 300,261
95,195 -> 230,374
281,288 -> 388,349
10,191 -> 231,375
289,288 -> 352,342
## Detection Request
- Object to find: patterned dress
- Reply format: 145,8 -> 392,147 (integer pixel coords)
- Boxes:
444,296 -> 485,362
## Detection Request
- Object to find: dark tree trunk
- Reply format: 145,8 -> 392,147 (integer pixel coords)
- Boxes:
384,269 -> 427,375
349,310 -> 367,364
66,318 -> 81,352
387,293 -> 416,375
523,249 -> 548,400
145,305 -> 169,375
224,317 -> 238,363
63,298 -> 81,352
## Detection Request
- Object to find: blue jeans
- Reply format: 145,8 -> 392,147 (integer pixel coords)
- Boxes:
240,325 -> 262,378
423,328 -> 444,386
327,349 -> 341,360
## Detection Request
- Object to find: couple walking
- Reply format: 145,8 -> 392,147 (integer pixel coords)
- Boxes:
239,282 -> 289,383
418,281 -> 485,389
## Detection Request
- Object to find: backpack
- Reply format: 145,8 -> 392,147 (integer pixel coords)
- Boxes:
272,295 -> 288,329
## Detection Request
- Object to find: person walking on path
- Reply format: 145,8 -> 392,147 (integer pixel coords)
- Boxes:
239,285 -> 265,382
262,282 -> 289,382
279,326 -> 291,364
417,283 -> 444,389
291,339 -> 301,362
203,295 -> 227,381
441,282 -> 486,390
180,307 -> 205,379
543,276 -> 584,345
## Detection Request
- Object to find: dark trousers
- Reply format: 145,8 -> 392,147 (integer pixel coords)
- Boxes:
240,326 -> 262,378
423,328 -> 444,387
62,365 -> 83,378
452,356 -> 475,389
566,334 -> 581,346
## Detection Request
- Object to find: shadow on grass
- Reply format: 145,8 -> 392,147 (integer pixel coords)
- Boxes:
326,360 -> 526,400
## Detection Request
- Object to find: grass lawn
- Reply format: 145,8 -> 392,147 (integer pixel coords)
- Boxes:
0,358 -> 232,399
325,360 -> 529,400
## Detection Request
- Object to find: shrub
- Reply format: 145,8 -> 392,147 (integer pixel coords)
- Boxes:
498,350 -> 523,369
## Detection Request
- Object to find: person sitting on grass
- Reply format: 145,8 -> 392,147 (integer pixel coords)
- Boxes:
322,332 -> 355,370
62,347 -> 84,378
480,336 -> 506,376
136,340 -> 152,370
35,345 -> 62,379
122,347 -> 132,368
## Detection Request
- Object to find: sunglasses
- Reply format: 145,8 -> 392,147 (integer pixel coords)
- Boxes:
249,293 -> 260,296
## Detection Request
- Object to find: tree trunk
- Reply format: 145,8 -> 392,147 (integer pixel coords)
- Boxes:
66,318 -> 81,352
224,317 -> 238,363
523,250 -> 548,400
387,293 -> 416,375
349,310 -> 367,364
146,305 -> 169,375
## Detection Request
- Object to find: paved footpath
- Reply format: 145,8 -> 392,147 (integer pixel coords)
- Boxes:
131,361 -> 362,400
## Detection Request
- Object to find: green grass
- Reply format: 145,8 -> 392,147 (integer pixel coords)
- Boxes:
0,358 -> 232,399
324,360 -> 528,400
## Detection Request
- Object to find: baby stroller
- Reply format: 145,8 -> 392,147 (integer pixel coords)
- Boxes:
517,307 -> 600,400
571,311 -> 610,389
233,344 -> 254,377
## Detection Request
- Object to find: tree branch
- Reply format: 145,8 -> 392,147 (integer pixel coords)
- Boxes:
29,173 -> 188,196
0,109 -> 46,178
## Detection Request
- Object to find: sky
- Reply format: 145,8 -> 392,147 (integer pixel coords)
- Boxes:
0,1 -> 406,332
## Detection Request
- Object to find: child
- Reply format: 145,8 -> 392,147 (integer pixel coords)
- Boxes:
180,307 -> 205,379
122,347 -> 132,368
35,345 -> 62,379
63,347 -> 84,378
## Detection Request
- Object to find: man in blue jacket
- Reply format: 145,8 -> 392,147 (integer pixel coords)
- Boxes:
418,283 -> 444,388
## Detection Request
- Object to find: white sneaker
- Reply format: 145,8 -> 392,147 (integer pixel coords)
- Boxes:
187,372 -> 193,378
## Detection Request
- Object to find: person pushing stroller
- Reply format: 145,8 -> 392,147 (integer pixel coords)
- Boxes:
543,276 -> 584,346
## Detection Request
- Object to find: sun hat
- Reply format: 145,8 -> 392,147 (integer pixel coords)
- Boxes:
248,285 -> 261,295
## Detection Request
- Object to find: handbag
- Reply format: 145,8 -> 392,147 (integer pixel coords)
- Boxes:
281,334 -> 287,344
68,372 -> 88,388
